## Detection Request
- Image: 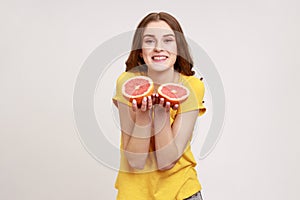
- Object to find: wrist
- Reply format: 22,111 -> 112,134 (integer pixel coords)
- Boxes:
153,110 -> 170,135
136,109 -> 152,126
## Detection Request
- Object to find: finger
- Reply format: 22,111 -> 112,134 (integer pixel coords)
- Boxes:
159,98 -> 165,107
140,97 -> 147,111
147,96 -> 152,110
152,93 -> 156,100
151,94 -> 155,105
132,99 -> 137,112
172,104 -> 179,110
155,93 -> 160,104
165,102 -> 171,112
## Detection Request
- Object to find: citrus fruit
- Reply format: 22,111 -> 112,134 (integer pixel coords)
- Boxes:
122,76 -> 154,106
157,83 -> 189,105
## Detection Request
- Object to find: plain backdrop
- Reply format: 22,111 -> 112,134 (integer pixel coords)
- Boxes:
1,0 -> 299,199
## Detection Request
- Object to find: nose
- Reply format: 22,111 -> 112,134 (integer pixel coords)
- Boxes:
154,41 -> 163,52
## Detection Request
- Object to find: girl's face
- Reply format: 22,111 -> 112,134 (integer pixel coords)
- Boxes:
141,20 -> 177,72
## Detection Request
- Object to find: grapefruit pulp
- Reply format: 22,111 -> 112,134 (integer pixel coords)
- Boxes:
122,76 -> 154,106
157,83 -> 189,106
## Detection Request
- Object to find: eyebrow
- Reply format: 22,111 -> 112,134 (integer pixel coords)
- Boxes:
143,34 -> 175,38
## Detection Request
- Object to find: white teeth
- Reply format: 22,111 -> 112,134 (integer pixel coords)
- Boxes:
153,56 -> 167,60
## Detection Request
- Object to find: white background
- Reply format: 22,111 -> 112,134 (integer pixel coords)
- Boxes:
1,0 -> 299,199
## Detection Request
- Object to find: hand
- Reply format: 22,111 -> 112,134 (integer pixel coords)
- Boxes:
131,96 -> 153,126
132,96 -> 153,112
153,94 -> 179,112
152,94 -> 178,136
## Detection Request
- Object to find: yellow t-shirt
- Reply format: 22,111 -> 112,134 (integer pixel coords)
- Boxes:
112,71 -> 206,200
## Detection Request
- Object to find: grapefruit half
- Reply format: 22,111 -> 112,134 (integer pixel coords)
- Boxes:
157,83 -> 189,105
122,76 -> 154,106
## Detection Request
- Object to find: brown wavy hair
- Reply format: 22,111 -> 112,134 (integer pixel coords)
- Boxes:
125,12 -> 195,76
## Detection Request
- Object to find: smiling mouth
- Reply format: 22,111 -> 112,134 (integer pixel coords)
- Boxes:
152,56 -> 168,61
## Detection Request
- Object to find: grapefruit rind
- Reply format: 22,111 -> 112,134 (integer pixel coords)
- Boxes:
122,76 -> 154,105
157,83 -> 190,105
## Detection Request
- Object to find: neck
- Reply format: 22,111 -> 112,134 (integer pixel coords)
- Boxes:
147,68 -> 177,85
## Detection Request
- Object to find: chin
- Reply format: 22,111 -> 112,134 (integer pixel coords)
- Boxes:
147,63 -> 173,72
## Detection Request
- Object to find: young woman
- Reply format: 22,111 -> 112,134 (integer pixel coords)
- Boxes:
113,12 -> 206,200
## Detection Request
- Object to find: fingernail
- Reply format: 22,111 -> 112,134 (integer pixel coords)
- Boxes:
143,97 -> 147,102
132,99 -> 136,104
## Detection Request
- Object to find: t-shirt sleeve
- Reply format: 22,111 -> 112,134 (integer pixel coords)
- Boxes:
177,77 -> 206,116
112,72 -> 134,107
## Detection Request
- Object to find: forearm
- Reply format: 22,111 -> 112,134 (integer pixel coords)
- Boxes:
123,111 -> 152,169
154,109 -> 179,170
125,124 -> 151,153
124,136 -> 151,169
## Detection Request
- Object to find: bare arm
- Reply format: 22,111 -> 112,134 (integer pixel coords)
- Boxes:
118,97 -> 153,169
154,98 -> 199,170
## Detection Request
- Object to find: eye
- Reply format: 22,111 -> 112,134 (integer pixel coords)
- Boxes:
164,38 -> 175,43
144,39 -> 155,44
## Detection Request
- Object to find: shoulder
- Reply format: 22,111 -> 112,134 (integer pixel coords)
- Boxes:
177,74 -> 206,116
116,71 -> 136,81
180,75 -> 205,92
115,71 -> 139,86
